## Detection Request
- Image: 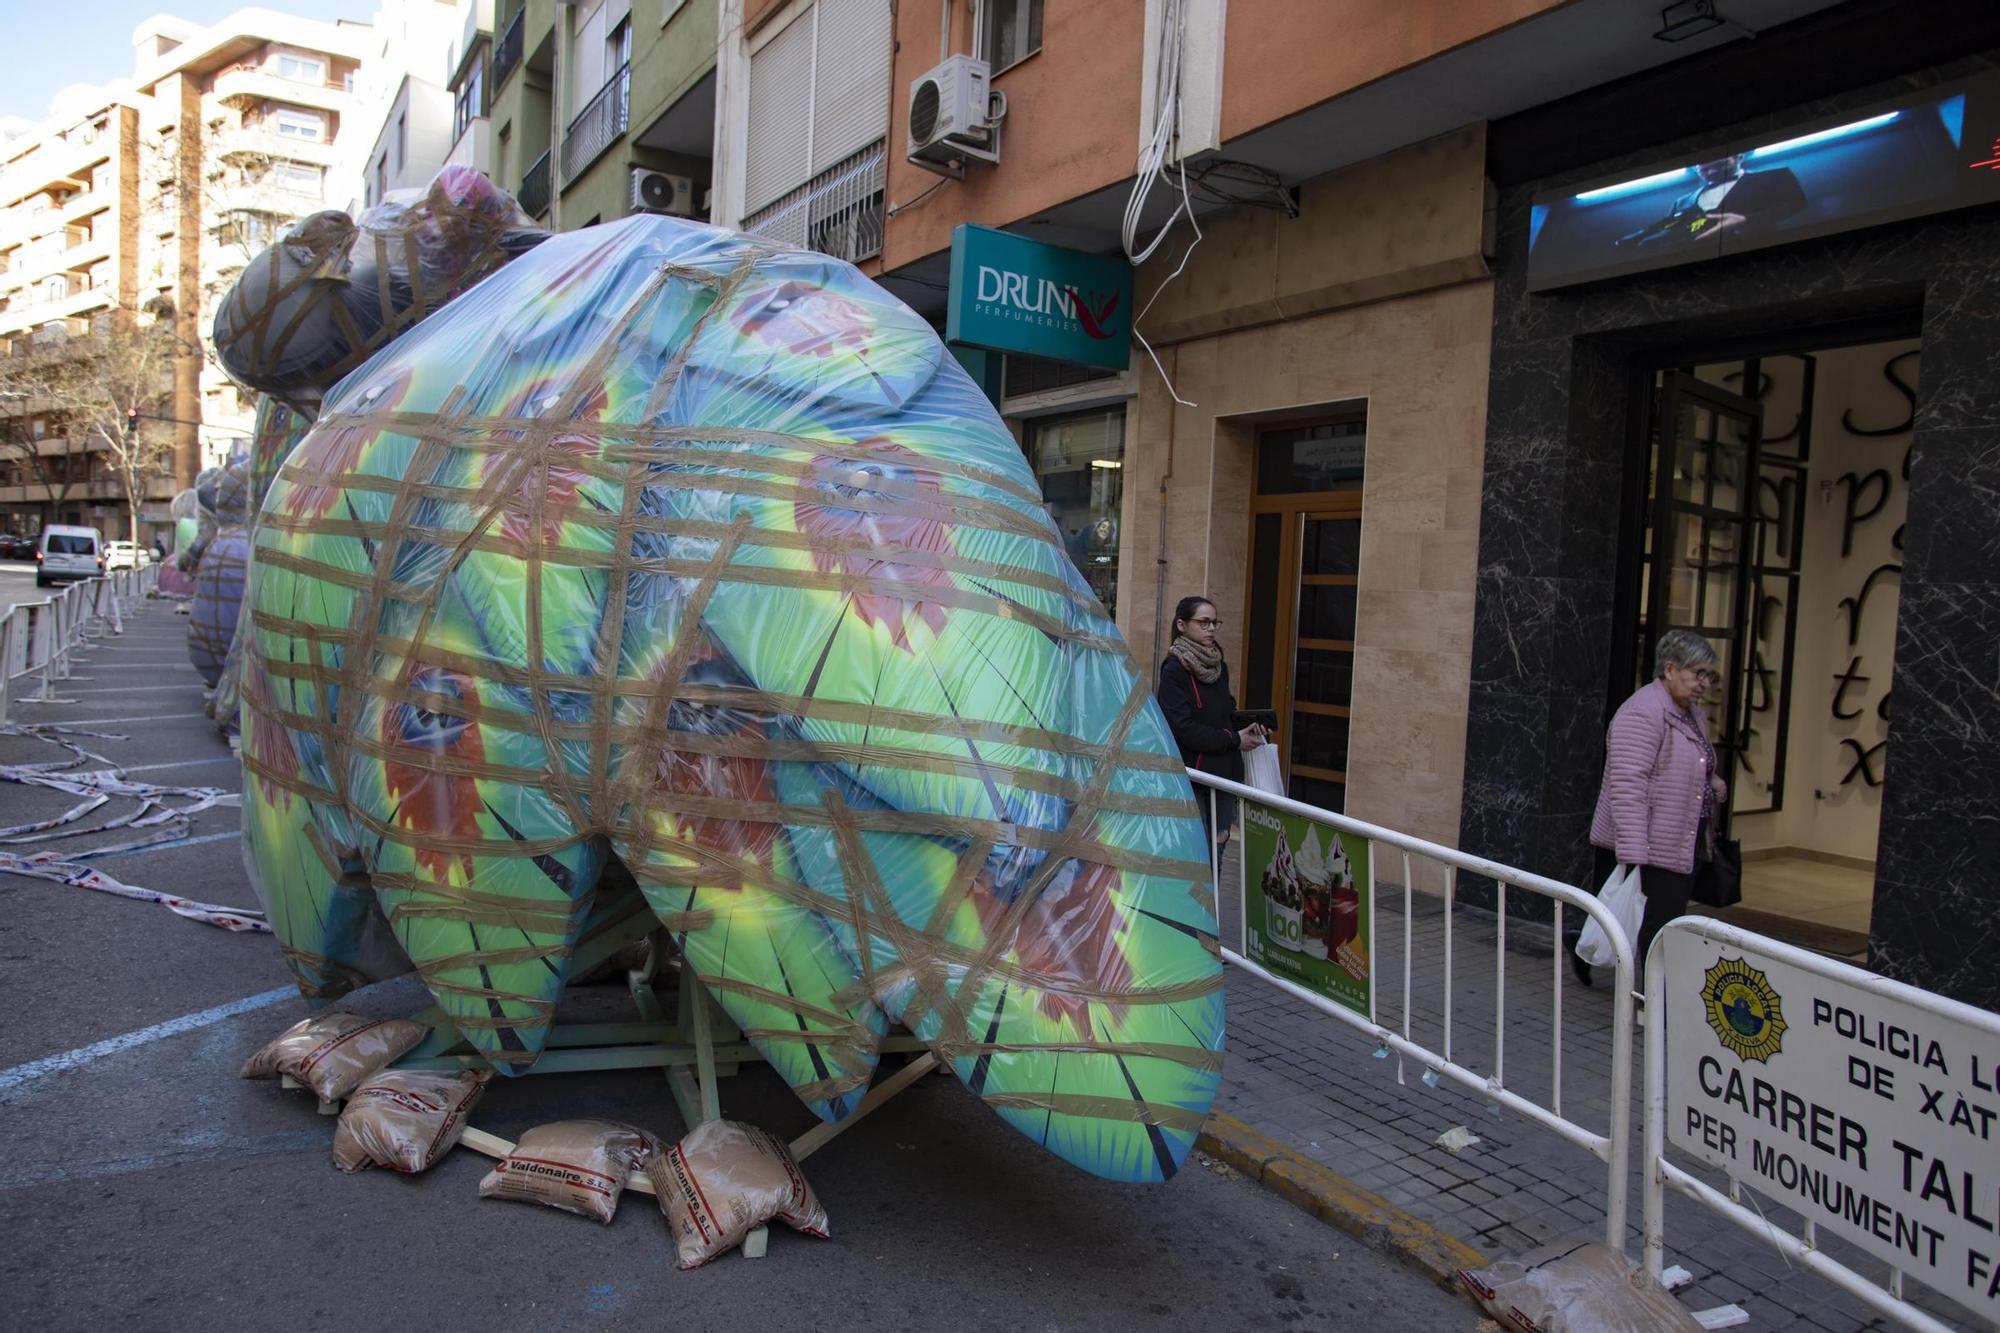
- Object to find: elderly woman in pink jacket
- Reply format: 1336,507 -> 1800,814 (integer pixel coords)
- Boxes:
1573,628 -> 1729,986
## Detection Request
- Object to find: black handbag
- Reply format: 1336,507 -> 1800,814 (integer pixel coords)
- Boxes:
1695,837 -> 1742,909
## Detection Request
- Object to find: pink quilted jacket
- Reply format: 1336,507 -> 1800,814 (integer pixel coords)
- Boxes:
1589,680 -> 1721,875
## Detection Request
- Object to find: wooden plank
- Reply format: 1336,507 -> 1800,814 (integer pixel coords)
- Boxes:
1299,574 -> 1358,586
790,1052 -> 939,1163
1290,763 -> 1348,783
1290,701 -> 1350,718
1296,638 -> 1354,652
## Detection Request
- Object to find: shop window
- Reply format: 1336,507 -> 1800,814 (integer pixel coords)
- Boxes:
1027,407 -> 1123,619
980,0 -> 1043,73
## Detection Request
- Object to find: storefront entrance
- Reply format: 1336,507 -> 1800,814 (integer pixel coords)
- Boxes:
1241,406 -> 1366,813
1619,338 -> 1915,955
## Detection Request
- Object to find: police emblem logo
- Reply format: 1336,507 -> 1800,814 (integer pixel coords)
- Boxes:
1701,956 -> 1787,1062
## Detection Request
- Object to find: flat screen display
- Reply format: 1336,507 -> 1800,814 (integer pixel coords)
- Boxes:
1527,72 -> 2000,292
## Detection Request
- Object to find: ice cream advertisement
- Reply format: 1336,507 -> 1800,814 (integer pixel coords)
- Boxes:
1241,797 -> 1372,1017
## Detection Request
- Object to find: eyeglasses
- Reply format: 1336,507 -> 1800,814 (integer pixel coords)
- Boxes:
1188,617 -> 1223,628
1674,665 -> 1719,686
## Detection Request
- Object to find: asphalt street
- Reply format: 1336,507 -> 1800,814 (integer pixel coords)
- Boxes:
0,604 -> 1480,1333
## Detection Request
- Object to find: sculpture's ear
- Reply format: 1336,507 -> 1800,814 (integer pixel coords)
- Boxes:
681,252 -> 943,414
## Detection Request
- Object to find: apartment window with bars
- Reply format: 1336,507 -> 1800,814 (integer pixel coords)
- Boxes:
742,0 -> 891,218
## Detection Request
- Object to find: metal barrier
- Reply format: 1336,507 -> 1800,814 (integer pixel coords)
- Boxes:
0,566 -> 153,723
1188,767 -> 1638,1252
1643,916 -> 2000,1332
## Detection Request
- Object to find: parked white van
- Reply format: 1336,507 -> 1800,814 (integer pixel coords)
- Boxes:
36,525 -> 104,587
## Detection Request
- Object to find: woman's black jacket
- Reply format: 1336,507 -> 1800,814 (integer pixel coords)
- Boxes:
1157,655 -> 1245,784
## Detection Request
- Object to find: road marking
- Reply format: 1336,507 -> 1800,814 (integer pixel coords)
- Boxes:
0,985 -> 293,1093
83,829 -> 242,862
121,756 -> 237,774
19,711 -> 205,725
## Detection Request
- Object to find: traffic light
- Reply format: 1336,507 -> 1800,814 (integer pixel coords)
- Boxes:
126,407 -> 139,438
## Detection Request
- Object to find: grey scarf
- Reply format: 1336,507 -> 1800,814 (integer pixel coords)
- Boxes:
1169,634 -> 1224,685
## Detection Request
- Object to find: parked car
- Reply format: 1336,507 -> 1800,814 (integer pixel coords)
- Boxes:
36,525 -> 104,587
0,533 -> 33,560
104,540 -> 149,571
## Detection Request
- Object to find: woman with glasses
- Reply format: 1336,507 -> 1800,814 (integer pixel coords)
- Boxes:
1578,627 -> 1729,986
1158,596 -> 1267,856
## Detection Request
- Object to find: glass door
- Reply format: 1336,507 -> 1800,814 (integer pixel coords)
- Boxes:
1244,500 -> 1362,812
1642,373 -> 1763,819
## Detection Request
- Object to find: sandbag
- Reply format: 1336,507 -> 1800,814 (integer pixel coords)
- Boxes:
477,1119 -> 660,1223
647,1119 -> 828,1268
331,1068 -> 490,1173
212,166 -> 543,408
239,1010 -> 427,1101
1458,1239 -> 1703,1333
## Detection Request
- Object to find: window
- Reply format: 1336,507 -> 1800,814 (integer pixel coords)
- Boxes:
743,0 -> 891,214
1026,407 -> 1124,620
273,161 -> 320,194
395,113 -> 407,171
375,156 -> 387,204
275,53 -> 327,84
273,109 -> 324,142
980,0 -> 1042,73
454,49 -> 486,140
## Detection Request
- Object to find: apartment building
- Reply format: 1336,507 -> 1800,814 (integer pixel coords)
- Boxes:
481,0 -> 714,231
0,93 -> 155,537
346,0 -> 463,210
128,11 -> 370,477
443,0 -> 498,177
0,9 -> 370,540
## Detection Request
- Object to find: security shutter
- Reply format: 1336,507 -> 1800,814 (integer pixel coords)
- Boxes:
743,7 -> 814,214
808,0 -> 891,174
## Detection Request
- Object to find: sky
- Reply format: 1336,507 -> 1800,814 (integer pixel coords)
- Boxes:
0,0 -> 381,125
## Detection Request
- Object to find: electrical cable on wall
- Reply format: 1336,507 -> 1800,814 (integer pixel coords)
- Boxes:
1122,0 -> 1200,407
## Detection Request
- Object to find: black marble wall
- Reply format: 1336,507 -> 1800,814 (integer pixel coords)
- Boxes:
1466,57 -> 2000,1009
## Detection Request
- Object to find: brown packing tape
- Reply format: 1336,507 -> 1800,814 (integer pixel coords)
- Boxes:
241,233 -> 1220,1086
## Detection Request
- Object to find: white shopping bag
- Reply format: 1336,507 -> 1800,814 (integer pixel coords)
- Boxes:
1575,864 -> 1643,969
1243,743 -> 1285,797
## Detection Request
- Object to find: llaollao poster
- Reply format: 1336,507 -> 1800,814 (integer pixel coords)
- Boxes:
1240,797 -> 1372,1017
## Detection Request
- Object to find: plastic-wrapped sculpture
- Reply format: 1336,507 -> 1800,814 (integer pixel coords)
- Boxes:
188,460 -> 250,688
212,397 -> 316,733
242,216 -> 1223,1183
212,165 -> 544,412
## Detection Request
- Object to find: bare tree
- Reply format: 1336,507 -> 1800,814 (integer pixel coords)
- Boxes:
0,302 -> 188,543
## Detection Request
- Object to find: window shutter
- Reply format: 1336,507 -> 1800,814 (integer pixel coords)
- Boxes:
744,6 -> 814,214
808,0 -> 891,174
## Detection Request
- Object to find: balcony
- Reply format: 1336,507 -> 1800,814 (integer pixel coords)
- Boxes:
559,64 -> 627,186
210,65 -> 348,113
742,141 -> 885,264
518,149 -> 550,220
492,8 -> 525,93
211,126 -> 338,167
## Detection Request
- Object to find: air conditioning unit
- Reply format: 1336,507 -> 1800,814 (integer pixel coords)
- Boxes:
907,54 -> 1000,175
630,168 -> 697,217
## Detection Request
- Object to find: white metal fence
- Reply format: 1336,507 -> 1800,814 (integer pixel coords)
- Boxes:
1188,767 -> 1639,1251
0,564 -> 156,722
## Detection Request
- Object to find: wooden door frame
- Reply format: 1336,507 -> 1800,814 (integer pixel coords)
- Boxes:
1243,490 -> 1363,788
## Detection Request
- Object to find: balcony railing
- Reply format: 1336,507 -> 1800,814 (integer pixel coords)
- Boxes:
492,8 -> 525,93
518,149 -> 551,220
560,64 -> 628,186
742,141 -> 886,264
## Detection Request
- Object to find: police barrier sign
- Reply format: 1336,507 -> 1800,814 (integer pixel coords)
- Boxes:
1662,929 -> 2000,1321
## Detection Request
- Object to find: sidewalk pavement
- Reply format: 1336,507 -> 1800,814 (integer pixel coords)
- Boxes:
1211,849 -> 1953,1331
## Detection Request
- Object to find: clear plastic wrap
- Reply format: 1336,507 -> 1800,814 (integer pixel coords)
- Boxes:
188,459 -> 250,688
212,166 -> 544,409
242,216 -> 1223,1184
213,397 -> 316,734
